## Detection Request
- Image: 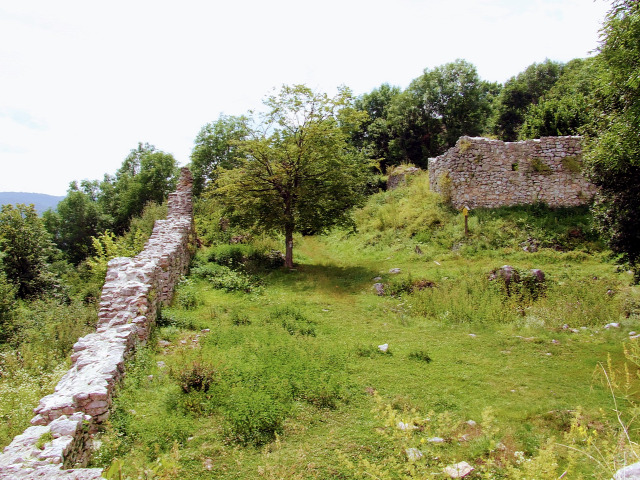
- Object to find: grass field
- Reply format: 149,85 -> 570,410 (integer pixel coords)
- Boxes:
90,173 -> 640,479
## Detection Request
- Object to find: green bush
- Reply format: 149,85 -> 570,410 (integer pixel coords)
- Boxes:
223,388 -> 289,445
191,264 -> 255,293
269,306 -> 316,336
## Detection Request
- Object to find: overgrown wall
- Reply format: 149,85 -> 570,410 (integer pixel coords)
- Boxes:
0,168 -> 195,479
428,136 -> 597,209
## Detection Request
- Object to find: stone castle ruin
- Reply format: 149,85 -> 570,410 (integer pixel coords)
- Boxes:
428,136 -> 597,209
0,168 -> 196,479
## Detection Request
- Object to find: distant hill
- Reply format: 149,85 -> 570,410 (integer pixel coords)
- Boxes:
0,192 -> 65,214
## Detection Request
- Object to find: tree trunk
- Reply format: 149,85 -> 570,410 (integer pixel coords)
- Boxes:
284,226 -> 294,269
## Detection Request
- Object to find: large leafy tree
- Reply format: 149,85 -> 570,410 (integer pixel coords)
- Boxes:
492,59 -> 564,141
585,0 -> 640,280
351,83 -> 402,171
43,184 -> 108,265
216,85 -> 370,268
387,59 -> 495,166
0,204 -> 59,298
190,115 -> 250,197
109,143 -> 178,233
519,58 -> 600,139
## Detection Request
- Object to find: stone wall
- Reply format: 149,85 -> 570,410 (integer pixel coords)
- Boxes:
0,168 -> 195,479
428,136 -> 597,209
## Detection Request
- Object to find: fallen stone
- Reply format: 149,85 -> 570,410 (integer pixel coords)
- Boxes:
428,437 -> 445,443
405,448 -> 423,461
374,283 -> 385,296
378,343 -> 389,353
614,461 -> 640,479
389,268 -> 401,274
605,322 -> 621,329
444,461 -> 474,478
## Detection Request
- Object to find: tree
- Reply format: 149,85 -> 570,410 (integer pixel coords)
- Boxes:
352,84 -> 402,171
519,58 -> 600,139
492,59 -> 564,141
386,60 -> 494,166
43,184 -> 108,265
584,0 -> 640,280
190,115 -> 250,196
0,204 -> 59,298
215,85 -> 370,268
109,143 -> 178,233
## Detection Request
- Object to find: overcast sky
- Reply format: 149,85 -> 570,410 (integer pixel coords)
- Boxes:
1,0 -> 610,196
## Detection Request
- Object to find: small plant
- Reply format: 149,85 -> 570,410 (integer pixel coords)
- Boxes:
271,307 -> 317,336
408,350 -> 432,363
458,137 -> 472,153
176,361 -> 218,393
529,157 -> 552,175
231,312 -> 251,326
35,431 -> 53,450
561,155 -> 583,173
437,172 -> 453,204
224,389 -> 289,446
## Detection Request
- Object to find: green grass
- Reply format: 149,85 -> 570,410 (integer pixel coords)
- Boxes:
92,173 -> 640,478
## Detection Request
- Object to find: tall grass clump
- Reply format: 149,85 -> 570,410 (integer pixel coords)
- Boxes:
353,172 -> 454,245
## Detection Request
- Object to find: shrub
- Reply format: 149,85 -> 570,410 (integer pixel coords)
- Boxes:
224,389 -> 289,445
176,361 -> 218,394
270,307 -> 316,336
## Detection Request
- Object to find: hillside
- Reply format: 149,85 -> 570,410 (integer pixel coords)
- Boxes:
0,192 -> 64,214
84,171 -> 640,479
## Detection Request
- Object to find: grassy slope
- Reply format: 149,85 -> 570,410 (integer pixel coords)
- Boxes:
93,173 -> 640,479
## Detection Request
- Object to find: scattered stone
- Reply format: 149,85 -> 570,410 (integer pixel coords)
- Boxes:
434,261 -> 441,266
605,322 -> 621,329
466,420 -> 477,427
444,461 -> 474,478
428,437 -> 445,443
374,283 -> 385,296
468,334 -> 477,338
630,331 -> 637,336
630,334 -> 640,340
201,328 -> 210,333
397,421 -> 417,431
405,448 -> 423,461
158,340 -> 172,347
147,375 -> 153,380
415,245 -> 423,255
607,289 -> 615,296
203,458 -> 214,471
551,339 -> 560,345
458,434 -> 469,442
614,461 -> 640,480
389,268 -> 401,274
545,353 -> 552,356
378,343 -> 389,353
373,276 -> 382,281
157,361 -> 167,369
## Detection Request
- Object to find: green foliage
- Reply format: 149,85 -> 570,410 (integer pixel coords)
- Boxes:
43,188 -> 107,265
0,204 -> 60,299
215,84 -> 372,267
584,0 -> 640,281
108,143 -> 178,233
385,60 -> 495,166
493,59 -> 564,141
175,361 -> 219,394
190,264 -> 256,292
529,157 -> 552,175
0,272 -> 16,341
190,114 -> 250,197
35,431 -> 53,450
224,389 -> 289,445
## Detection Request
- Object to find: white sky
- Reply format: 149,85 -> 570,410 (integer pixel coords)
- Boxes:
0,0 -> 610,196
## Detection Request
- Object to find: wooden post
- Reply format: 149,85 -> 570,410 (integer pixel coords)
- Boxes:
462,205 -> 470,237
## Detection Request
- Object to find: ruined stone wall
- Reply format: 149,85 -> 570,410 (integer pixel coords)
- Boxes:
428,136 -> 597,209
0,168 -> 195,479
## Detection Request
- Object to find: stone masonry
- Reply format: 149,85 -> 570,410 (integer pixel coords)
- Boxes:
428,136 -> 597,209
0,168 -> 195,479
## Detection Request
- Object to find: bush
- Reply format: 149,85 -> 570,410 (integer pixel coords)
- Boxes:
269,307 -> 316,336
175,361 -> 218,393
191,264 -> 255,293
223,388 -> 289,445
